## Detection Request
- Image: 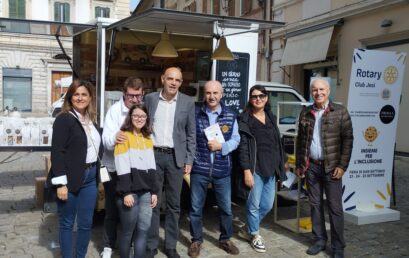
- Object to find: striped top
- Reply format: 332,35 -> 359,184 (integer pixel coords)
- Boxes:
114,131 -> 159,196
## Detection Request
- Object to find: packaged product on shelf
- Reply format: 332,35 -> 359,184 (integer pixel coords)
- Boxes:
39,118 -> 54,146
21,119 -> 31,145
29,118 -> 40,146
0,117 -> 6,146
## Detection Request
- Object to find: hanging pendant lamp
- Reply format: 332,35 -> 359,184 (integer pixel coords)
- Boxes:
152,26 -> 178,58
211,35 -> 234,61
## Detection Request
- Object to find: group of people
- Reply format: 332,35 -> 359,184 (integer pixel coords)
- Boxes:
49,66 -> 353,258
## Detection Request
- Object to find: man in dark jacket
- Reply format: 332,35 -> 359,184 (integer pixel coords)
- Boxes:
187,80 -> 240,258
296,78 -> 353,258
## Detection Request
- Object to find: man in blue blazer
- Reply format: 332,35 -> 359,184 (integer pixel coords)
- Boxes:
144,67 -> 196,258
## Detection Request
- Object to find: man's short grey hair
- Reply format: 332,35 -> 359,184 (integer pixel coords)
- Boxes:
310,78 -> 330,90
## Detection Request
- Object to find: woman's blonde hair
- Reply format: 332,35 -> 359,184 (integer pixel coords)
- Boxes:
60,79 -> 97,122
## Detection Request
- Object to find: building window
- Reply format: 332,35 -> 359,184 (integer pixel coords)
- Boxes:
95,7 -> 110,18
54,2 -> 70,22
9,0 -> 26,19
2,68 -> 32,112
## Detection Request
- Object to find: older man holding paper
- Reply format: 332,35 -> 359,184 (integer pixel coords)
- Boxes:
187,80 -> 240,258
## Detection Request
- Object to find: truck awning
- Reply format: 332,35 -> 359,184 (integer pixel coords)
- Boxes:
0,17 -> 94,37
107,8 -> 285,37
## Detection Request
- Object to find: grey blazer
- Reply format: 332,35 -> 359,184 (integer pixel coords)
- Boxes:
144,91 -> 196,168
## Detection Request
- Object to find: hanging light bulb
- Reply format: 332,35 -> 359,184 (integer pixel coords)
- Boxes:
152,26 -> 178,58
211,35 -> 234,61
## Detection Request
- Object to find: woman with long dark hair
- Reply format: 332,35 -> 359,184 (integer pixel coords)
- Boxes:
114,104 -> 159,258
50,80 -> 102,258
238,85 -> 287,253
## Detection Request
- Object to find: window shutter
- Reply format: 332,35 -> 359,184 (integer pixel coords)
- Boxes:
95,7 -> 100,18
54,2 -> 60,21
244,0 -> 251,14
203,0 -> 207,13
213,0 -> 219,15
64,3 -> 70,22
14,0 -> 26,18
9,0 -> 17,18
228,0 -> 235,16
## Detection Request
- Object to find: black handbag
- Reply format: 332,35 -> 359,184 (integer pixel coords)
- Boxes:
43,169 -> 58,213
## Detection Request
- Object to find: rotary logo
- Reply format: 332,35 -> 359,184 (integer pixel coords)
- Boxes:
363,126 -> 379,144
383,66 -> 398,84
221,125 -> 229,133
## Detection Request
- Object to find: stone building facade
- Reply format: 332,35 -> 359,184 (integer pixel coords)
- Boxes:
0,0 -> 130,115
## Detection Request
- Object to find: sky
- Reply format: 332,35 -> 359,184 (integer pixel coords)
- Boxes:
130,0 -> 139,11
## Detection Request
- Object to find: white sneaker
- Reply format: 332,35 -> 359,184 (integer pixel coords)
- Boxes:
251,235 -> 266,253
101,247 -> 112,258
237,225 -> 252,242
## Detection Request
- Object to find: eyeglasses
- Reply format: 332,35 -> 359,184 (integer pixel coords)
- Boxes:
250,94 -> 267,100
132,114 -> 147,120
125,93 -> 143,100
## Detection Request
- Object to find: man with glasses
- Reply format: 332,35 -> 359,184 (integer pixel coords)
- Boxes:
144,67 -> 196,258
100,77 -> 145,258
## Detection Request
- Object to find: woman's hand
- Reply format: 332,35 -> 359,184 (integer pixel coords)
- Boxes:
57,186 -> 68,201
244,169 -> 254,189
151,194 -> 158,208
123,194 -> 135,207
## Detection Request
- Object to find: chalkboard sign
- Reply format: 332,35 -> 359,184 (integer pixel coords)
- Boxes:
216,52 -> 249,114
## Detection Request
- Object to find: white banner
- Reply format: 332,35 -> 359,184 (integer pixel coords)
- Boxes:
345,49 -> 406,212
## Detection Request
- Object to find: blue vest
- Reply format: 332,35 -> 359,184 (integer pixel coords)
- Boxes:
192,103 -> 236,178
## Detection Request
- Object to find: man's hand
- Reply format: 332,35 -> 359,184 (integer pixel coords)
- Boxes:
57,186 -> 68,201
123,194 -> 135,207
184,164 -> 192,175
207,140 -> 222,152
332,167 -> 345,179
151,194 -> 158,208
296,168 -> 305,178
244,169 -> 254,189
115,131 -> 127,144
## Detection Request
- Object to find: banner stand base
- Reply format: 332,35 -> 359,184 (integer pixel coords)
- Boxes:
344,208 -> 400,225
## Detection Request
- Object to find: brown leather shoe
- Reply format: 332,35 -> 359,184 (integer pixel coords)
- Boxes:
219,240 -> 240,255
188,241 -> 202,258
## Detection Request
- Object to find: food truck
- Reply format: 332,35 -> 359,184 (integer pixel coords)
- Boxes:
1,8 -> 307,210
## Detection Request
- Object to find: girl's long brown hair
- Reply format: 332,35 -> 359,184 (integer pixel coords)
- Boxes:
120,104 -> 152,138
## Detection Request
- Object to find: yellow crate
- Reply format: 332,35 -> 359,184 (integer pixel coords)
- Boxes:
298,217 -> 312,230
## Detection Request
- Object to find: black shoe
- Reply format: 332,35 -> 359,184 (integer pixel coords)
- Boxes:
146,248 -> 158,258
333,250 -> 344,258
165,249 -> 181,258
306,243 -> 326,255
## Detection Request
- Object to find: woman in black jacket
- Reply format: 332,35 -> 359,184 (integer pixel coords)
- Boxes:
238,85 -> 287,253
50,80 -> 102,258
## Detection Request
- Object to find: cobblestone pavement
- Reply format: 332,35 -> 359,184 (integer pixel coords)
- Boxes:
0,151 -> 408,258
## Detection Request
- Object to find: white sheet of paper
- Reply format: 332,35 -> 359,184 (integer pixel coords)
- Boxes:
282,170 -> 296,188
204,123 -> 225,143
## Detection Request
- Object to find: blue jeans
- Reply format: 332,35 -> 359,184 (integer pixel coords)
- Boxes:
246,172 -> 275,235
57,166 -> 98,258
116,192 -> 152,258
189,173 -> 233,242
